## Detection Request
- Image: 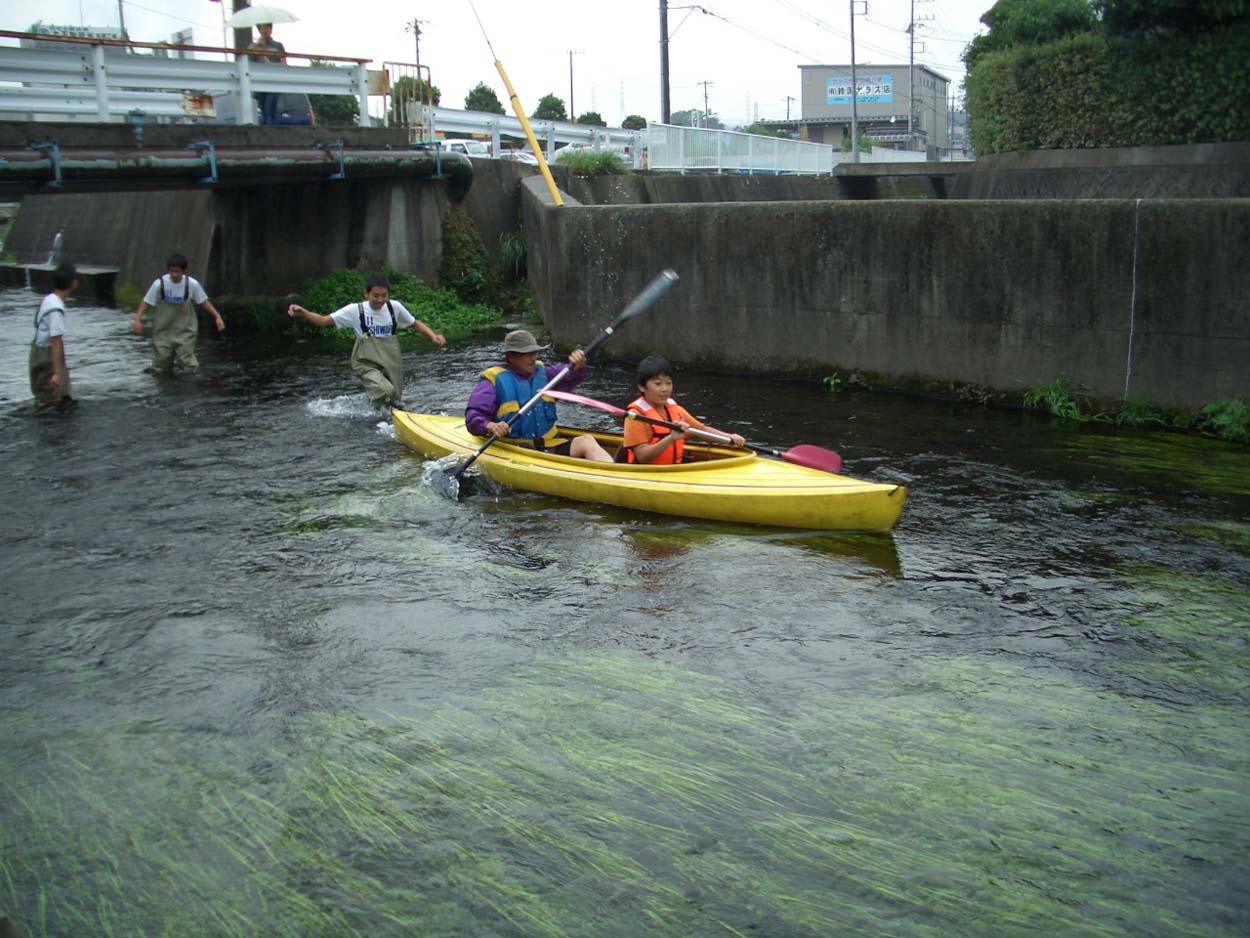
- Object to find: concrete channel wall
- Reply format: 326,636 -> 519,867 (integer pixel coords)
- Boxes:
523,178 -> 1250,410
6,179 -> 452,299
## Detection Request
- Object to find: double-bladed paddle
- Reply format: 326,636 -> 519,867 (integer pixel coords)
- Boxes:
543,389 -> 844,474
447,269 -> 680,487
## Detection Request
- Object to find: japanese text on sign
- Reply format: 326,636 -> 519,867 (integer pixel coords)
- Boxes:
826,73 -> 894,105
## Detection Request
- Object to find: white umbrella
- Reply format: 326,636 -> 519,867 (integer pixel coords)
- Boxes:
225,6 -> 300,29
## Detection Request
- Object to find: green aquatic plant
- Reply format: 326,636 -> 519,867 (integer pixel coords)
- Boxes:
114,277 -> 144,312
822,373 -> 842,392
1197,398 -> 1250,444
1116,564 -> 1250,701
1023,376 -> 1085,420
1114,397 -> 1170,428
1177,520 -> 1250,555
1047,429 -> 1250,497
498,229 -> 527,282
3,652 -> 1248,937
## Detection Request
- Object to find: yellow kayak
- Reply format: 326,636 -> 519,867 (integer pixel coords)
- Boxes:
393,412 -> 906,532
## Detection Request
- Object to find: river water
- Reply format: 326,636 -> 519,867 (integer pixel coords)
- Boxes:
1,289 -> 1247,937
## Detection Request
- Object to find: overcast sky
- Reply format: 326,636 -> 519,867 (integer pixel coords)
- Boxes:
3,0 -> 991,126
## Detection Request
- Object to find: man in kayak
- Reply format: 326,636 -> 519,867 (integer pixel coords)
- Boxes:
465,329 -> 613,462
287,273 -> 445,410
621,355 -> 745,464
131,253 -> 225,373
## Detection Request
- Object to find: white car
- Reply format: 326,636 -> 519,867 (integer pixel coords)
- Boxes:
501,149 -> 540,165
441,139 -> 491,158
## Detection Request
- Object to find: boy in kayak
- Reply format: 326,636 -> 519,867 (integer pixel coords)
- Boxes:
621,355 -> 745,464
29,262 -> 80,415
287,273 -> 446,409
131,253 -> 226,373
465,329 -> 613,462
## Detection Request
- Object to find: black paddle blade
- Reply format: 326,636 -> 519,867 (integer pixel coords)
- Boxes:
423,455 -> 466,500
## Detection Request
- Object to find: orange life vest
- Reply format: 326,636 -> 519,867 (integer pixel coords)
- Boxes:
625,396 -> 685,465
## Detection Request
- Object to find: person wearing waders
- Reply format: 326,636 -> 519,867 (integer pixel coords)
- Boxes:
131,253 -> 225,372
29,262 -> 79,415
286,273 -> 446,410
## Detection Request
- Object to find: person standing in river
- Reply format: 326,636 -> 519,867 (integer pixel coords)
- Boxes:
131,253 -> 226,374
29,261 -> 79,415
287,272 -> 446,411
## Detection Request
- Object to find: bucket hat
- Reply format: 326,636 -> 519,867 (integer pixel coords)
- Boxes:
503,329 -> 545,353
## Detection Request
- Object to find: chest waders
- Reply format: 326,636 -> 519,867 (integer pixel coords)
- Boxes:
151,279 -> 200,372
350,302 -> 404,407
29,308 -> 73,415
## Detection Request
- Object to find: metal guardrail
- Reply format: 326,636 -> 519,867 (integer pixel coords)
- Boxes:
647,122 -> 834,175
0,30 -> 371,126
425,106 -> 644,167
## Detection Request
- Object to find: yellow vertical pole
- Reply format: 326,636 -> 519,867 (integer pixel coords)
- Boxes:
494,59 -> 563,207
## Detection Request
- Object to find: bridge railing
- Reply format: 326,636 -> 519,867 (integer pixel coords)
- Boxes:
0,30 -> 371,125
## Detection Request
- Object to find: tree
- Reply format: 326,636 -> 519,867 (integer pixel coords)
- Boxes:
390,76 -> 440,125
737,123 -> 789,137
464,81 -> 506,114
670,108 -> 724,129
311,94 -> 359,127
962,0 -> 1097,69
531,94 -> 567,121
575,111 -> 607,127
307,61 -> 359,127
1092,0 -> 1250,36
621,114 -> 647,130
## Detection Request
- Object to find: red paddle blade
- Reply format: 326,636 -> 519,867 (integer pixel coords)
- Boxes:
780,445 -> 842,475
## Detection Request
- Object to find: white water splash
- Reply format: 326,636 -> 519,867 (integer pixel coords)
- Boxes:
305,395 -> 378,420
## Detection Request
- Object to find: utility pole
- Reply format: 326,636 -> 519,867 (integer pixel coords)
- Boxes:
849,0 -> 859,163
910,0 -> 933,151
116,0 -> 127,38
568,49 -> 583,118
907,0 -> 914,148
406,17 -> 428,73
231,1 -> 251,53
786,95 -> 795,120
698,80 -> 713,127
659,1 -> 671,123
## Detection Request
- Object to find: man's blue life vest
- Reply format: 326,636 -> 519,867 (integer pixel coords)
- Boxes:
482,364 -> 560,447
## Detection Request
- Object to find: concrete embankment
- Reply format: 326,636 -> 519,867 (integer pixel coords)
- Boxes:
524,178 -> 1249,410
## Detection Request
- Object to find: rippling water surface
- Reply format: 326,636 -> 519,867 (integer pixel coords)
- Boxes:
1,288 -> 1247,937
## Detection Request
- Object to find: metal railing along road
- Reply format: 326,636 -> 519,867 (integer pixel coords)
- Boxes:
0,30 -> 371,125
646,122 -> 835,175
422,105 -> 644,167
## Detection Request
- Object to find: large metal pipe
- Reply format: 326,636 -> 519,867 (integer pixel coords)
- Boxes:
0,147 -> 474,198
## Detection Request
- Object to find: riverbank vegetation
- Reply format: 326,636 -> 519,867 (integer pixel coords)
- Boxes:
964,0 -> 1249,153
554,148 -> 631,175
822,370 -> 1249,445
289,267 -> 499,349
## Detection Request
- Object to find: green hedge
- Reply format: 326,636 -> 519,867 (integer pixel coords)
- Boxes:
966,23 -> 1250,153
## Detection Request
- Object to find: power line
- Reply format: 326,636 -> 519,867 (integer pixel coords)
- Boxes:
670,3 -> 824,62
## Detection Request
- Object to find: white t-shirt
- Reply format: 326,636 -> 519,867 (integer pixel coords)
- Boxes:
328,300 -> 416,337
143,274 -> 208,306
33,293 -> 66,348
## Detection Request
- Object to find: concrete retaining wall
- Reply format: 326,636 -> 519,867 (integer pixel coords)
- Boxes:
6,177 -> 454,299
523,177 -> 1250,410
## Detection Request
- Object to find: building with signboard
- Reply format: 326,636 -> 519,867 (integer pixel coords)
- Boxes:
762,63 -> 950,156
